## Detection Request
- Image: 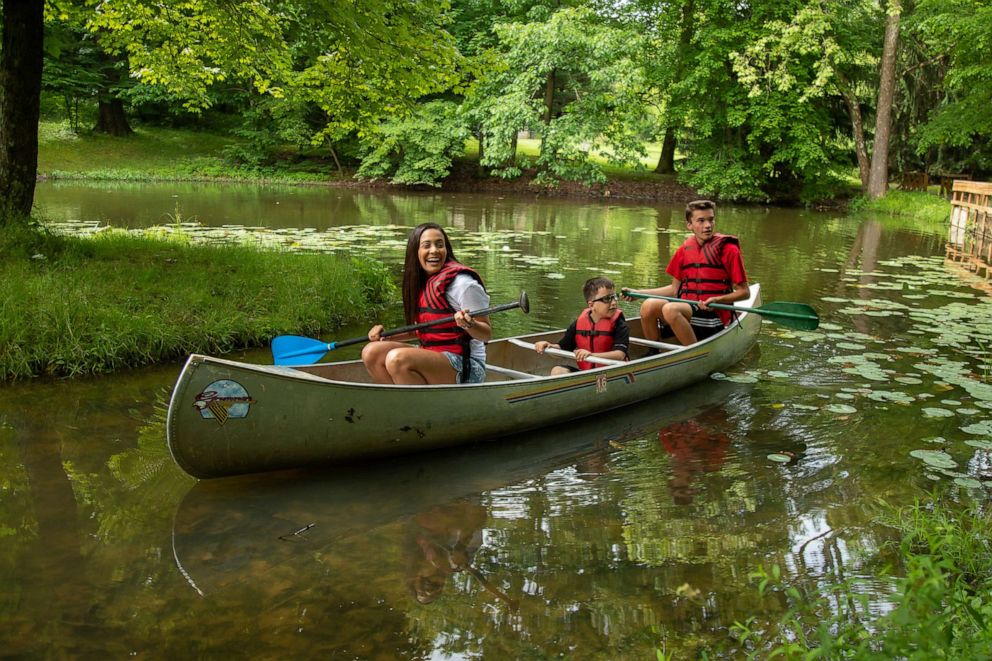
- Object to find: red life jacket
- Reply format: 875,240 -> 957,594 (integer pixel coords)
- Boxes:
416,260 -> 484,357
675,233 -> 740,301
574,309 -> 622,370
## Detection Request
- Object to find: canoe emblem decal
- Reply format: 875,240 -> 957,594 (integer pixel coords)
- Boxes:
193,380 -> 256,425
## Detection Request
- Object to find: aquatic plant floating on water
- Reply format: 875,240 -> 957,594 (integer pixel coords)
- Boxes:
909,449 -> 958,469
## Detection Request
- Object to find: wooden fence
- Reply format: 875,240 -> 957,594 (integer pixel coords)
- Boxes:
946,180 -> 992,282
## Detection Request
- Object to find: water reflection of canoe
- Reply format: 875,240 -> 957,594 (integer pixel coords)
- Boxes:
166,286 -> 762,478
171,380 -> 749,596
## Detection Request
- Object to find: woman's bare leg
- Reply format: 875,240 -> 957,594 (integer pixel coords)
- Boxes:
362,341 -> 411,383
384,347 -> 458,385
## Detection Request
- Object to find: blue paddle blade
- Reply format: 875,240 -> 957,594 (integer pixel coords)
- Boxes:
272,336 -> 334,365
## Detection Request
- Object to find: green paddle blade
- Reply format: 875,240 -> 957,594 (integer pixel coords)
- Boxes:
752,301 -> 819,330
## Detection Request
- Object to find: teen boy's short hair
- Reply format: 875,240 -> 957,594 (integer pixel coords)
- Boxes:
685,199 -> 716,222
583,276 -> 615,301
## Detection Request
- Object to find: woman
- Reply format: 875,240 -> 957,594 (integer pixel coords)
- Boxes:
362,223 -> 491,384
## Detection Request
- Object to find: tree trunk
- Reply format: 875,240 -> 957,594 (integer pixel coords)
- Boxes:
654,127 -> 677,174
543,69 -> 556,125
654,0 -> 695,174
0,0 -> 45,224
94,99 -> 134,136
867,1 -> 901,199
93,55 -> 133,137
837,73 -> 870,191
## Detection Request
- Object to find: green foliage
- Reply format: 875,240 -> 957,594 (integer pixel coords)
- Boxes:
466,6 -> 649,185
910,0 -> 992,172
0,227 -> 395,380
355,101 -> 470,186
730,498 -> 992,659
30,0 -> 992,201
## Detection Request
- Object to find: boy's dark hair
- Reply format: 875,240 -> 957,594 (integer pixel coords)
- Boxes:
583,277 -> 614,302
685,199 -> 716,222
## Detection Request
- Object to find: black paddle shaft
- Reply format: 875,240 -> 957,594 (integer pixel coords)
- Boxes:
334,291 -> 531,349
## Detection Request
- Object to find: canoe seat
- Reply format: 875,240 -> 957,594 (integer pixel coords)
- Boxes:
486,364 -> 538,380
630,337 -> 683,351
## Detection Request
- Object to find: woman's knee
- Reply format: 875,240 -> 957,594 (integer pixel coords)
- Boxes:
384,348 -> 415,376
361,342 -> 385,363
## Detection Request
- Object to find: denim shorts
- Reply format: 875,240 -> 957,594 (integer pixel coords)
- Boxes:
443,352 -> 487,384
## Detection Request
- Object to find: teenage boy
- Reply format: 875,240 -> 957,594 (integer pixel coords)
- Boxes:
623,200 -> 749,346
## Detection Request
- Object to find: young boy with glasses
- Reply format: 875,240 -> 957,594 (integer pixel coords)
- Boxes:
533,277 -> 630,374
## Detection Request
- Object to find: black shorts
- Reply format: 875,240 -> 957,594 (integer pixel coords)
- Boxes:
653,310 -> 726,341
689,309 -> 726,340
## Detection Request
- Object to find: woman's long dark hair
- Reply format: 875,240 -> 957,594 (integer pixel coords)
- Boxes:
402,223 -> 457,324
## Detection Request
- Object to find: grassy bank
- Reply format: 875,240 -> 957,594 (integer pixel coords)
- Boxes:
851,190 -> 951,223
0,225 -> 395,381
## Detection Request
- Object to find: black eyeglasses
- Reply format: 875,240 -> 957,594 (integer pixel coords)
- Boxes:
592,293 -> 618,304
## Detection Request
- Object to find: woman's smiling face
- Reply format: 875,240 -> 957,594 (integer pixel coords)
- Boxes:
418,228 -> 447,275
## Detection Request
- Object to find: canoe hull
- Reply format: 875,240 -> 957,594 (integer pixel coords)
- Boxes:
167,286 -> 762,478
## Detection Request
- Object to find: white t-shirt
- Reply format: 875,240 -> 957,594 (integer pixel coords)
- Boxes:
444,274 -> 489,363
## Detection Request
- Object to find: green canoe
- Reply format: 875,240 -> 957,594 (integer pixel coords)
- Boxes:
166,285 -> 763,478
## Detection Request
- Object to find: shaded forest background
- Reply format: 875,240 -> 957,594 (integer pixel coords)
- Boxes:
2,0 -> 990,221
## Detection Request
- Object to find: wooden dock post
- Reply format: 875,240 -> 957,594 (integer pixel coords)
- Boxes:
946,180 -> 992,282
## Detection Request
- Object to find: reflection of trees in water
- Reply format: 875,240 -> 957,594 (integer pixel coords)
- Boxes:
0,381 -> 193,656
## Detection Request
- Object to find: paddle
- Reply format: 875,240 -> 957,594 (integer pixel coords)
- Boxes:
621,290 -> 819,330
272,291 -> 530,365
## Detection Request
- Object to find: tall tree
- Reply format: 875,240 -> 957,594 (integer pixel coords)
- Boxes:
0,0 -> 45,223
467,6 -> 649,184
866,0 -> 901,198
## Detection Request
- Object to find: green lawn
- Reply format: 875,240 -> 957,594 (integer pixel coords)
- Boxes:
38,120 -> 234,174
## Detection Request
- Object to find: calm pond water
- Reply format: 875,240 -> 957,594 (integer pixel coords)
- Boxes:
2,181 -> 991,657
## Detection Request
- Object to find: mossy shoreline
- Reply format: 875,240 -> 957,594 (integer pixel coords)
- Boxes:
0,225 -> 395,381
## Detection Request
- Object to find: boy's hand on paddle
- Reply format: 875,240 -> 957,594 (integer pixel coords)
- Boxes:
574,349 -> 591,362
620,288 -> 637,302
534,341 -> 550,354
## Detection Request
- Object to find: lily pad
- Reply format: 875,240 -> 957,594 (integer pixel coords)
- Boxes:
909,449 -> 958,469
964,440 -> 992,450
954,477 -> 983,489
825,404 -> 857,414
867,390 -> 915,404
923,408 -> 954,418
767,453 -> 793,463
962,421 -> 992,436
724,374 -> 760,384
